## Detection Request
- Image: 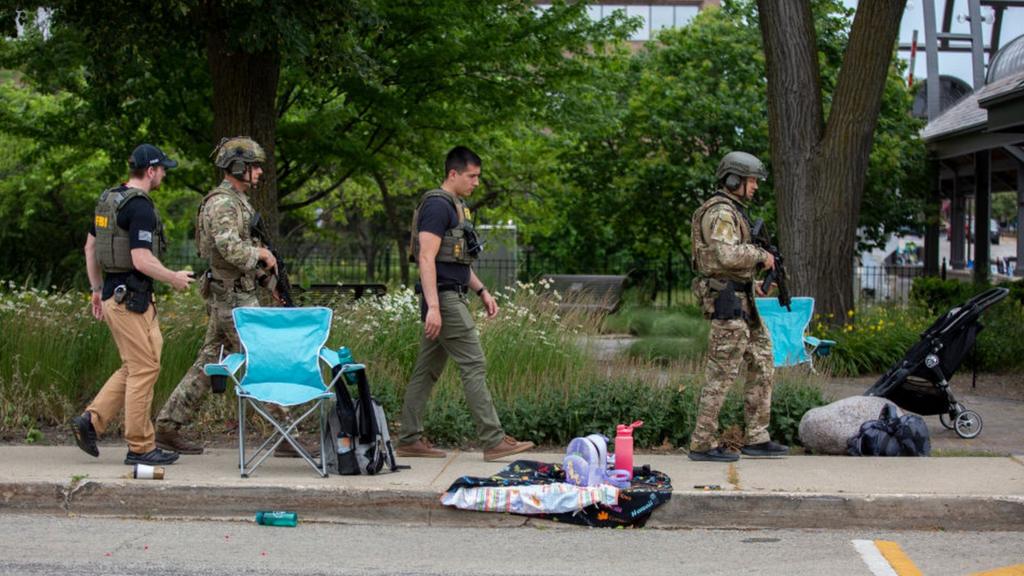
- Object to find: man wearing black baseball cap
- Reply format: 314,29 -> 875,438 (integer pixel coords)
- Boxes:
73,143 -> 194,467
129,143 -> 179,171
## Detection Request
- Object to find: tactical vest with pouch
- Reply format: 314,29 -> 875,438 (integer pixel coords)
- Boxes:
195,182 -> 259,294
408,189 -> 479,266
94,186 -> 165,274
690,192 -> 758,321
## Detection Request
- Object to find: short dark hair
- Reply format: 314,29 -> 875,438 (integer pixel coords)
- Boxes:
130,167 -> 149,179
445,146 -> 481,176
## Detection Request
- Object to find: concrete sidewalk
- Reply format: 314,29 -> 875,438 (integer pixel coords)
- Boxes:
2,446 -> 1022,531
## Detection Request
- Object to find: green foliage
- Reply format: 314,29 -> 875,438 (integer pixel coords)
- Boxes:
991,192 -> 1017,225
910,277 -> 1024,311
627,336 -> 707,364
811,285 -> 1024,376
405,375 -> 824,451
2,1 -> 634,286
811,305 -> 929,376
602,305 -> 704,337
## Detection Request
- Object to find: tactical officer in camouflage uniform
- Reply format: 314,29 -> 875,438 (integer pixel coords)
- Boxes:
73,144 -> 194,466
154,136 -> 300,456
688,151 -> 788,462
396,146 -> 534,462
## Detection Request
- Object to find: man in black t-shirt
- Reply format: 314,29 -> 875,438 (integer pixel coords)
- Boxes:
72,144 -> 194,467
397,146 -> 534,462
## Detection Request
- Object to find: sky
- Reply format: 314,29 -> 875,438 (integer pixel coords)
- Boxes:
845,0 -> 1024,86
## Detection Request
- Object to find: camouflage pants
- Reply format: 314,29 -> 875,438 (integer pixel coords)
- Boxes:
689,317 -> 775,452
156,290 -> 285,430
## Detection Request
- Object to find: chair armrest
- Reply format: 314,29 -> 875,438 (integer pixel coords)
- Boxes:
804,336 -> 836,357
319,347 -> 366,374
319,347 -> 341,368
204,352 -> 245,377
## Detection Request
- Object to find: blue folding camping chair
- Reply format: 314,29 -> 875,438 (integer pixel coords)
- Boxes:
754,297 -> 836,372
203,307 -> 361,478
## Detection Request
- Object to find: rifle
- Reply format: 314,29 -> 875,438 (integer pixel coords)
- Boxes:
250,213 -> 295,307
750,218 -> 791,311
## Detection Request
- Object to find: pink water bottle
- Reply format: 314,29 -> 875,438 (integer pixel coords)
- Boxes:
613,420 -> 644,480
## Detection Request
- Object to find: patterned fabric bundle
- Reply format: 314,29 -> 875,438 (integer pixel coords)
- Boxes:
442,460 -> 673,528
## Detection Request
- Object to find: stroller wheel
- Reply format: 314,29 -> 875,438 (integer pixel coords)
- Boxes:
939,402 -> 966,430
954,410 -> 983,439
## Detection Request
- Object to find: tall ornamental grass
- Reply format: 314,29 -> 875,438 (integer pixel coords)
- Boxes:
1,279 -> 825,448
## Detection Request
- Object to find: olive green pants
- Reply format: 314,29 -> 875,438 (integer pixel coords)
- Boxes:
399,291 -> 505,449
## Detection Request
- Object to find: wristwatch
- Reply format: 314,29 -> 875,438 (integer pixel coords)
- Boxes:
91,285 -> 103,293
476,286 -> 486,296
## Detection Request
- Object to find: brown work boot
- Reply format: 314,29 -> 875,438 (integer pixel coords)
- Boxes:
483,436 -> 535,462
396,438 -> 446,458
155,427 -> 204,455
273,438 -> 322,458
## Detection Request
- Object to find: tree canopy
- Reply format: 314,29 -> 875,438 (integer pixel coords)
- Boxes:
2,0 -> 926,300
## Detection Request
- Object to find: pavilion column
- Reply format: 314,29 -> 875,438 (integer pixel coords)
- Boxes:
950,171 -> 967,269
1016,158 -> 1024,277
973,150 -> 991,284
924,157 -> 941,276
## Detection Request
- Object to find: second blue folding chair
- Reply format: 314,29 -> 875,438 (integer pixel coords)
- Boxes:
754,296 -> 835,372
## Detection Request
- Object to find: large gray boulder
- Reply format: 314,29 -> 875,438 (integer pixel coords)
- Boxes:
799,396 -> 902,455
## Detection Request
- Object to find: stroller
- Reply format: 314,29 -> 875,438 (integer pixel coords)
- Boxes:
864,287 -> 1009,439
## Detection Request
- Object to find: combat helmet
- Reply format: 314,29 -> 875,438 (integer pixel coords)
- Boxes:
211,136 -> 266,178
715,151 -> 767,190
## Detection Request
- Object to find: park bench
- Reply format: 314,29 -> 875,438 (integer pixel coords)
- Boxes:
296,283 -> 387,305
540,274 -> 628,314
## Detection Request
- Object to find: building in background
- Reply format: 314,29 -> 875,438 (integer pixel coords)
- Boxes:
538,1 -> 719,45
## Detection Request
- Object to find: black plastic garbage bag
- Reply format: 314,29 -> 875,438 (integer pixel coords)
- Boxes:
848,403 -> 931,456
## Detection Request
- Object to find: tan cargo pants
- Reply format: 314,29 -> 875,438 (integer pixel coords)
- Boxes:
86,298 -> 163,454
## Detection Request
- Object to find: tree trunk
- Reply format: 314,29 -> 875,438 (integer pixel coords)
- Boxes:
759,0 -> 906,323
354,217 -> 377,282
373,171 -> 411,286
205,5 -> 281,241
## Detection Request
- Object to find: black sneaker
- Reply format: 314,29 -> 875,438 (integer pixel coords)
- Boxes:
71,413 -> 99,457
124,448 -> 180,466
741,441 -> 789,458
688,447 -> 739,462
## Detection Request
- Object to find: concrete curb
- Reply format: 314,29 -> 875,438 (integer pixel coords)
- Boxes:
3,480 -> 1022,531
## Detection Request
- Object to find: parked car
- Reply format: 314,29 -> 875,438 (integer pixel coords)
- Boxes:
967,219 -> 1000,245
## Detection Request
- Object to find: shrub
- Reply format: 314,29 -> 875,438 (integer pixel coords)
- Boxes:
811,293 -> 1024,376
910,276 -> 1024,312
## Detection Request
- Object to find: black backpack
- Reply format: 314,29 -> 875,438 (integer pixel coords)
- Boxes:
324,365 -> 400,475
848,403 -> 931,457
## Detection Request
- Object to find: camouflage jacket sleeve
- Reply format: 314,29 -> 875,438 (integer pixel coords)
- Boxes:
701,204 -> 767,276
203,194 -> 261,271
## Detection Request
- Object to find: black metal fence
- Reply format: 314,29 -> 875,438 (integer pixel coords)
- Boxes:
165,243 -> 930,305
855,265 -> 924,303
165,243 -> 694,302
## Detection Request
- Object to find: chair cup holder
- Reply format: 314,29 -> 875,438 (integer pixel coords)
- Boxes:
211,375 -> 228,394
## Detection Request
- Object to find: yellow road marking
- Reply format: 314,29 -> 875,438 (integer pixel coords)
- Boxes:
875,540 -> 923,576
970,564 -> 1024,576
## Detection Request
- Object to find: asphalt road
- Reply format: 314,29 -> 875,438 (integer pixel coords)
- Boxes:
0,514 -> 1020,576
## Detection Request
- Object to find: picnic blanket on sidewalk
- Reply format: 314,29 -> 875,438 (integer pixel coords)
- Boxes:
441,460 -> 673,528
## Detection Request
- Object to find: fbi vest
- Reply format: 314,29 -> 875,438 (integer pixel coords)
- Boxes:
94,187 -> 165,274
